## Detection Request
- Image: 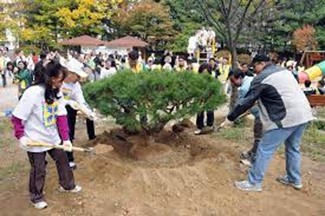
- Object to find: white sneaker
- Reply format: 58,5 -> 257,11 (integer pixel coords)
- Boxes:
235,180 -> 262,192
69,162 -> 77,170
59,185 -> 82,193
194,129 -> 203,135
33,201 -> 48,209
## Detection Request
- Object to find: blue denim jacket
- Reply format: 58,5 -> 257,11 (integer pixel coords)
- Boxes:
239,76 -> 260,118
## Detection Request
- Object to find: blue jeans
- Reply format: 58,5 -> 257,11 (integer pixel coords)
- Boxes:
248,123 -> 307,185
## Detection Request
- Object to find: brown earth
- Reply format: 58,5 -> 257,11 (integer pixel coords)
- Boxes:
0,119 -> 325,216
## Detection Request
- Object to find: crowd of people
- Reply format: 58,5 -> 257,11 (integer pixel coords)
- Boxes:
1,45 -> 323,209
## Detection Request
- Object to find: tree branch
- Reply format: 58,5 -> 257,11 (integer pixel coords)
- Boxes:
234,0 -> 255,41
196,0 -> 227,41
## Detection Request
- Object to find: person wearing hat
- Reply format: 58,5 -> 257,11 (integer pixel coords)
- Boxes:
61,58 -> 97,170
228,69 -> 262,166
222,53 -> 314,191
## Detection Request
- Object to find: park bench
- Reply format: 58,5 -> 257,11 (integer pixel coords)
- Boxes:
307,95 -> 325,107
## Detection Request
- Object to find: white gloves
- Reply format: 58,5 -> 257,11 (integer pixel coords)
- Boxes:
88,112 -> 98,121
67,100 -> 80,110
19,136 -> 30,150
67,100 -> 97,121
63,140 -> 73,152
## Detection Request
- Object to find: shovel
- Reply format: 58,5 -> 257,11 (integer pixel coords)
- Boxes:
27,141 -> 95,154
214,112 -> 251,132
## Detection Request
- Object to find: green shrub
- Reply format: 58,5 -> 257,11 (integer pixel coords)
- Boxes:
84,70 -> 226,134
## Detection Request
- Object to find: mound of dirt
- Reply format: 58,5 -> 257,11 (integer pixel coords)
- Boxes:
1,119 -> 324,216
86,126 -> 238,169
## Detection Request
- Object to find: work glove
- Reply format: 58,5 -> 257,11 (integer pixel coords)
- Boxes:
88,112 -> 98,121
67,100 -> 80,110
63,140 -> 73,152
19,136 -> 31,150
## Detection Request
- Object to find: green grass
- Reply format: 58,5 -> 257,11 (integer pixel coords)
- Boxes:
213,121 -> 252,144
301,122 -> 325,161
0,162 -> 27,182
0,119 -> 14,149
215,120 -> 325,162
316,107 -> 325,119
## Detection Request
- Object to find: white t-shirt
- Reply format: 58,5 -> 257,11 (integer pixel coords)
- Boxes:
61,81 -> 92,115
188,36 -> 198,49
61,82 -> 86,104
100,67 -> 117,79
13,85 -> 67,152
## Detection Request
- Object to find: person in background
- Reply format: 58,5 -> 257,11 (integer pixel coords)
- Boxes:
15,61 -> 33,99
194,61 -> 218,135
228,69 -> 262,166
145,57 -> 155,71
61,58 -> 97,170
128,50 -> 146,73
34,53 -> 48,81
187,32 -> 198,60
302,80 -> 316,96
223,54 -> 313,192
6,61 -> 14,79
175,56 -> 188,72
163,56 -> 173,71
317,80 -> 325,95
100,59 -> 117,79
0,50 -> 6,87
240,63 -> 254,77
11,60 -> 81,209
287,64 -> 299,82
32,52 -> 39,65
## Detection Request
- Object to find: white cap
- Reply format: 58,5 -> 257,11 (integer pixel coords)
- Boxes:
63,57 -> 88,78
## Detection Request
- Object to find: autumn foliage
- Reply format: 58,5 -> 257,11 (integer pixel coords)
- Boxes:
292,25 -> 318,52
112,0 -> 176,48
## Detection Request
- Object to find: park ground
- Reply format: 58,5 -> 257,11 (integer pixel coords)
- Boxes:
0,81 -> 325,216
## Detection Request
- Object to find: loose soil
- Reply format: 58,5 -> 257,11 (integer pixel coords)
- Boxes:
0,120 -> 324,216
1,84 -> 324,215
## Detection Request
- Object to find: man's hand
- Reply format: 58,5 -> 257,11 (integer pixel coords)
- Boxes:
220,118 -> 233,128
215,117 -> 233,132
63,140 -> 73,152
19,136 -> 31,150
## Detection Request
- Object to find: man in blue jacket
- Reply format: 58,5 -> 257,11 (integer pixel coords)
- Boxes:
228,69 -> 262,166
224,54 -> 314,192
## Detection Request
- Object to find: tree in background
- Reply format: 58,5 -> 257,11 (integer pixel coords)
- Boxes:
111,0 -> 176,49
292,25 -> 318,52
160,0 -> 205,52
56,0 -> 123,38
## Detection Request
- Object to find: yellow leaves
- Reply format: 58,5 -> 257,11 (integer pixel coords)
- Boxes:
20,26 -> 52,42
20,28 -> 34,41
56,0 -> 120,31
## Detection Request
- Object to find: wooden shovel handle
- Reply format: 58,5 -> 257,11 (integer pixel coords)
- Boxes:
27,142 -> 93,152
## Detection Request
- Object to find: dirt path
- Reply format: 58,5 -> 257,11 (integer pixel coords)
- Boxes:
0,122 -> 324,216
0,77 -> 18,111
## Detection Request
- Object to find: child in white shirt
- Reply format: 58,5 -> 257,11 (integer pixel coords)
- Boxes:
11,60 -> 82,210
61,58 -> 96,170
